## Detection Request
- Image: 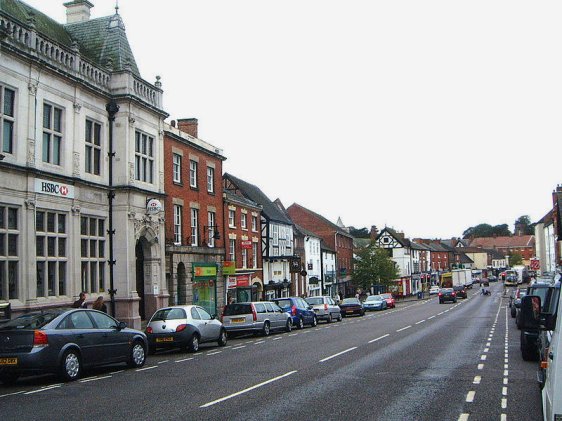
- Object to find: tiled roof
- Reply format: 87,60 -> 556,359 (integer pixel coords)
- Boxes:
469,235 -> 535,248
289,203 -> 352,238
459,253 -> 474,264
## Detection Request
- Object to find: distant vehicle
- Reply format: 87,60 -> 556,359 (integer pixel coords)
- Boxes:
145,305 -> 227,354
273,297 -> 317,329
510,288 -> 527,318
362,295 -> 387,311
339,298 -> 365,317
505,275 -> 518,287
429,286 -> 440,295
0,309 -> 147,385
305,296 -> 342,323
513,265 -> 528,284
221,302 -> 292,336
453,285 -> 467,299
488,275 -> 498,282
438,288 -> 457,304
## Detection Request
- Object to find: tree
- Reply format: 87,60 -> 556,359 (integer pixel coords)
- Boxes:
514,215 -> 535,235
462,223 -> 512,239
508,252 -> 523,266
349,227 -> 370,238
352,243 -> 400,291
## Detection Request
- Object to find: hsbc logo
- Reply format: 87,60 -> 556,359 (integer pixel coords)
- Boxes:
35,179 -> 74,199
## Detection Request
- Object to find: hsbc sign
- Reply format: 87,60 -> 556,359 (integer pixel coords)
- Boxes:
35,179 -> 74,199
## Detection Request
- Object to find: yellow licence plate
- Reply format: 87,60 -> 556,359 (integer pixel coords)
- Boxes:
231,318 -> 245,323
156,337 -> 173,343
0,357 -> 17,365
346,310 -> 353,313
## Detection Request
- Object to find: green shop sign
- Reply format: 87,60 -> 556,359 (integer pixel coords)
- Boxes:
193,263 -> 217,280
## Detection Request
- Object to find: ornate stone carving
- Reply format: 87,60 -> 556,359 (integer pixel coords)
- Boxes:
132,213 -> 162,243
129,163 -> 135,182
73,152 -> 80,176
128,116 -> 136,126
73,102 -> 82,113
27,139 -> 35,166
71,205 -> 81,214
28,83 -> 37,96
24,199 -> 36,209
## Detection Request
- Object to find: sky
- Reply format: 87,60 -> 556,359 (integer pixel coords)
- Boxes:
23,0 -> 562,239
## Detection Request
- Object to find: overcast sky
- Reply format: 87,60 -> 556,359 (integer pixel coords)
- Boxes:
25,0 -> 562,239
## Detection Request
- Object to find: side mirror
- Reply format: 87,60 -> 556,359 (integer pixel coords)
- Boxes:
117,321 -> 127,330
519,295 -> 541,330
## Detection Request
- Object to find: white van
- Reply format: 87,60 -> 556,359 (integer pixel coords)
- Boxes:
520,278 -> 561,420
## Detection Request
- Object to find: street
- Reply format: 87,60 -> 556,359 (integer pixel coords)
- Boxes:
0,283 -> 542,421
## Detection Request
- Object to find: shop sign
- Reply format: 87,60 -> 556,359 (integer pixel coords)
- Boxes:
290,258 -> 301,273
35,178 -> 74,199
241,240 -> 252,249
146,198 -> 163,214
193,263 -> 217,280
227,276 -> 237,289
237,275 -> 250,287
223,261 -> 236,275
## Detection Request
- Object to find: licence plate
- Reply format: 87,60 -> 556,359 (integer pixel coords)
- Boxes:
231,318 -> 245,323
0,357 -> 17,365
346,310 -> 353,313
156,337 -> 173,343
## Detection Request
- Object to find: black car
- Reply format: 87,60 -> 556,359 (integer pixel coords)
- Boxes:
438,288 -> 457,304
339,298 -> 365,317
453,285 -> 467,299
0,309 -> 147,385
519,281 -> 553,360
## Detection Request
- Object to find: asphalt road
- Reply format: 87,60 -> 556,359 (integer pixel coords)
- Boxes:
0,283 -> 543,421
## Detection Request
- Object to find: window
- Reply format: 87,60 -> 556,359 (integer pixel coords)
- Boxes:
42,103 -> 63,165
89,311 -> 117,329
252,215 -> 258,232
134,131 -> 154,183
242,248 -> 247,268
207,166 -> 214,193
228,209 -> 235,228
189,160 -> 198,188
0,206 -> 19,300
241,213 -> 247,230
173,205 -> 182,245
229,239 -> 235,262
272,225 -> 279,246
207,211 -> 216,247
190,208 -> 199,246
1,86 -> 15,155
37,211 -> 68,297
252,243 -> 258,269
172,153 -> 182,183
85,119 -> 102,175
79,216 -> 106,294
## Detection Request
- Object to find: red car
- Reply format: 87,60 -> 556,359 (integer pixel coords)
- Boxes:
380,293 -> 396,308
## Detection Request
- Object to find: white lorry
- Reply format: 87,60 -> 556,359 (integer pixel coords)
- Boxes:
513,265 -> 527,284
520,278 -> 561,420
452,269 -> 473,288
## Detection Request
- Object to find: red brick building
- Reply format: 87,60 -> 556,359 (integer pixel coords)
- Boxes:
469,235 -> 535,266
286,203 -> 354,297
163,119 -> 226,316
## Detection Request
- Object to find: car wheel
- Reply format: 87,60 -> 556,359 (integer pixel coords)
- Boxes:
511,307 -> 516,318
285,319 -> 292,332
327,313 -> 333,323
262,321 -> 271,336
0,372 -> 19,386
61,349 -> 81,382
439,300 -> 443,304
188,333 -> 200,353
297,317 -> 304,329
218,329 -> 228,347
311,316 -> 318,327
337,313 -> 343,322
128,340 -> 146,368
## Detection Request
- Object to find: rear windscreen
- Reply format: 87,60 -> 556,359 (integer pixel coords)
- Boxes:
151,308 -> 186,321
306,298 -> 323,305
275,299 -> 292,308
223,304 -> 252,316
0,312 -> 61,330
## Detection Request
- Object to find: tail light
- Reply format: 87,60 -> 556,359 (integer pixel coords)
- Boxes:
251,304 -> 258,322
452,292 -> 456,296
33,330 -> 48,346
146,326 -> 153,334
324,304 -> 328,311
438,293 -> 443,297
176,324 -> 187,332
221,305 -> 227,322
291,305 -> 297,316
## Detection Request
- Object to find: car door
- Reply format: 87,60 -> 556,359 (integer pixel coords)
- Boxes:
196,307 -> 220,342
60,310 -> 101,366
88,311 -> 128,363
264,302 -> 281,329
298,298 -> 312,323
189,307 -> 207,341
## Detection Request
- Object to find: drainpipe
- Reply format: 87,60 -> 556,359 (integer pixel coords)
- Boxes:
106,99 -> 119,316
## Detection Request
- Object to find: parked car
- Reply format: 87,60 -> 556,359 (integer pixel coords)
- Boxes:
339,298 -> 365,317
0,309 -> 147,385
488,275 -> 498,282
438,288 -> 457,304
519,281 -> 554,360
380,293 -> 396,308
510,288 -> 527,318
145,305 -> 227,354
305,296 -> 342,323
505,275 -> 518,287
453,285 -> 467,299
362,295 -> 387,311
273,297 -> 317,329
429,286 -> 440,295
221,302 -> 292,336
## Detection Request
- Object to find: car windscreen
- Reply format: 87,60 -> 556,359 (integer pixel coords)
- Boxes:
0,311 -> 62,330
366,296 -> 382,301
341,298 -> 358,304
223,304 -> 252,316
381,294 -> 391,299
306,298 -> 323,305
151,308 -> 186,321
529,287 -> 550,310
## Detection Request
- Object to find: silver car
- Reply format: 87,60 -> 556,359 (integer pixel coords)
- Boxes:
221,302 -> 292,336
305,296 -> 342,323
145,305 -> 227,354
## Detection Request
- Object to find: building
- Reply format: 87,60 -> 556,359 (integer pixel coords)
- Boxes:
469,235 -> 535,266
0,0 -> 168,328
534,209 -> 556,274
321,242 -> 338,298
293,224 -> 322,297
163,119 -> 226,317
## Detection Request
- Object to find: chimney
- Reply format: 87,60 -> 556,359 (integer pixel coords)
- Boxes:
370,225 -> 379,240
177,118 -> 198,138
64,1 -> 94,24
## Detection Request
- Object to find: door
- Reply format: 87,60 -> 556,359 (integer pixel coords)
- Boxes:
88,311 -> 128,363
60,311 -> 102,366
196,307 -> 220,342
135,242 -> 145,320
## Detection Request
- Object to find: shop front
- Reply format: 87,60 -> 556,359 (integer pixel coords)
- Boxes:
192,263 -> 218,317
226,273 -> 261,303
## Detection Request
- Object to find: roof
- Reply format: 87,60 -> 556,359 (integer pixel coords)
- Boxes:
469,235 -> 535,249
376,227 -> 411,248
293,224 -> 320,240
223,173 -> 292,225
1,0 -> 140,76
288,203 -> 352,238
459,253 -> 474,264
223,190 -> 261,211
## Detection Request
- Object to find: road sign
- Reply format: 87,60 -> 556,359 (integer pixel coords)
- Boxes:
530,258 -> 540,271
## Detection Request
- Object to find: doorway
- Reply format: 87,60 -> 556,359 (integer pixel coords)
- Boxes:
135,241 -> 145,320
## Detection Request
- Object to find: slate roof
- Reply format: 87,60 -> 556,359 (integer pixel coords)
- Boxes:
293,223 -> 320,239
469,236 -> 535,249
1,0 -> 140,76
223,173 -> 292,225
459,253 -> 474,264
289,203 -> 352,238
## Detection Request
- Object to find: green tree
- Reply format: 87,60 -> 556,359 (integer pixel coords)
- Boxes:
349,227 -> 370,238
514,215 -> 535,235
463,223 -> 512,239
352,243 -> 399,291
508,252 -> 523,266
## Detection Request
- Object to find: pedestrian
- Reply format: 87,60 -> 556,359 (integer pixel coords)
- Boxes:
72,292 -> 87,308
92,296 -> 107,313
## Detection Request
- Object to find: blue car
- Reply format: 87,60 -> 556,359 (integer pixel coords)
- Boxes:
273,297 -> 317,329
